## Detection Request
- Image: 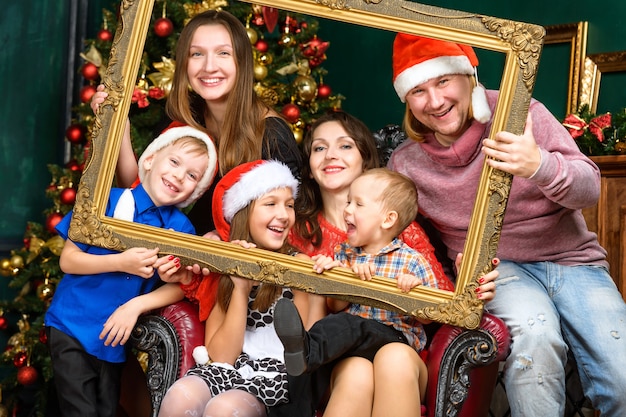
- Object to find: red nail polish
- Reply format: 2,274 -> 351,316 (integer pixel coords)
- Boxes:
168,255 -> 174,260
475,287 -> 481,293
479,277 -> 485,284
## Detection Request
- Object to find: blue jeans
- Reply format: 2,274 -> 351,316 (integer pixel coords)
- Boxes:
485,261 -> 626,417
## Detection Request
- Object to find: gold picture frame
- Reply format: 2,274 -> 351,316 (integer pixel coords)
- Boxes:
544,22 -> 588,114
580,50 -> 626,113
69,0 -> 545,330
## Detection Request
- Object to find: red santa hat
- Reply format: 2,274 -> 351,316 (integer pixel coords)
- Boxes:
392,33 -> 492,123
137,125 -> 218,208
212,160 -> 299,241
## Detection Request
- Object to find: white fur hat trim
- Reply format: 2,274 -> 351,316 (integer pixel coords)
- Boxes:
222,160 -> 299,223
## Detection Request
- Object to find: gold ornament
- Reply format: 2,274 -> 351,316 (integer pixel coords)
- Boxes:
147,57 -> 176,96
37,279 -> 55,302
258,52 -> 273,66
294,75 -> 318,102
246,27 -> 258,45
280,33 -> 296,48
292,126 -> 304,144
27,235 -> 64,263
9,255 -> 24,270
293,119 -> 305,130
254,83 -> 279,106
253,63 -> 268,81
183,0 -> 228,23
0,258 -> 11,273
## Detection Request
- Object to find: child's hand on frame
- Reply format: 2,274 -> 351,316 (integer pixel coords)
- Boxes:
117,247 -> 159,278
396,273 -> 423,293
311,254 -> 342,273
351,262 -> 376,281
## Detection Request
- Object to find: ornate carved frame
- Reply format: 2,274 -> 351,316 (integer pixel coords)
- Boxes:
580,50 -> 626,113
544,22 -> 588,114
68,0 -> 544,330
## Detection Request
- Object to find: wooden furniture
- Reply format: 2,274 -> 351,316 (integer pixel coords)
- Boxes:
582,155 -> 626,300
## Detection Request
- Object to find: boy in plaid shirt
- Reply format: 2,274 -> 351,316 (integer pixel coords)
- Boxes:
275,168 -> 494,380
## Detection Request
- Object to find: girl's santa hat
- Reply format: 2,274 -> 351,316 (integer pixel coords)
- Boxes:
137,125 -> 218,208
212,160 -> 299,241
392,33 -> 491,123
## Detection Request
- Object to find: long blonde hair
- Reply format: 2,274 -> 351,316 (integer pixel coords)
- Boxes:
166,10 -> 270,175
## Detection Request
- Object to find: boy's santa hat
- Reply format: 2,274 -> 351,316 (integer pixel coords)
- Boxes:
212,160 -> 299,241
392,33 -> 492,123
137,125 -> 218,208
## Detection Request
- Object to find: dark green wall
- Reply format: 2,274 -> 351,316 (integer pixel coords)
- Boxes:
0,0 -> 115,251
318,0 -> 626,131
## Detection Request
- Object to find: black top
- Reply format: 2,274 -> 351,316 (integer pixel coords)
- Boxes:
187,117 -> 302,235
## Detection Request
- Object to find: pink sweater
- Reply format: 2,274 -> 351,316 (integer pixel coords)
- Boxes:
388,90 -> 608,267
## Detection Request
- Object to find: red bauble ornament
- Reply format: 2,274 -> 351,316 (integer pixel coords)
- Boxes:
80,85 -> 97,103
66,159 -> 82,172
281,104 -> 301,124
154,17 -> 174,37
39,327 -> 48,344
97,28 -> 113,42
60,188 -> 77,205
46,212 -> 64,234
254,39 -> 269,53
65,124 -> 85,145
0,316 -> 7,330
17,366 -> 38,386
81,62 -> 99,81
317,84 -> 332,100
13,352 -> 28,368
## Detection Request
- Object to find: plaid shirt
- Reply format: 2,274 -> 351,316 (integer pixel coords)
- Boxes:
335,237 -> 439,351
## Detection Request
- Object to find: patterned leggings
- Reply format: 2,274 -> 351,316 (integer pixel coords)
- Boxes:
158,375 -> 267,417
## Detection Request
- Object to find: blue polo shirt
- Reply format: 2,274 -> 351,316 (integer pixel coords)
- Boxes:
44,184 -> 196,363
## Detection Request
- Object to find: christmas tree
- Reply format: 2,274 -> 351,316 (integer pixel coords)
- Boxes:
0,1 -> 344,415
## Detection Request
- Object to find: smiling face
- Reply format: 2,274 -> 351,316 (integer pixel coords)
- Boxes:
186,23 -> 237,106
404,74 -> 473,146
141,139 -> 209,207
248,187 -> 296,251
309,120 -> 365,196
343,175 -> 391,254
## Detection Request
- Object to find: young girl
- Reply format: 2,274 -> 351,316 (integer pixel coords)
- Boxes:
157,160 -> 324,417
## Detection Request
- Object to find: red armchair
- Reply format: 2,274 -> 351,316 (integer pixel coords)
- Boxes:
129,299 -> 510,417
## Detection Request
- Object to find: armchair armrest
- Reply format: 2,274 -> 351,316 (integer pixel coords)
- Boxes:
425,312 -> 511,417
129,300 -> 205,417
